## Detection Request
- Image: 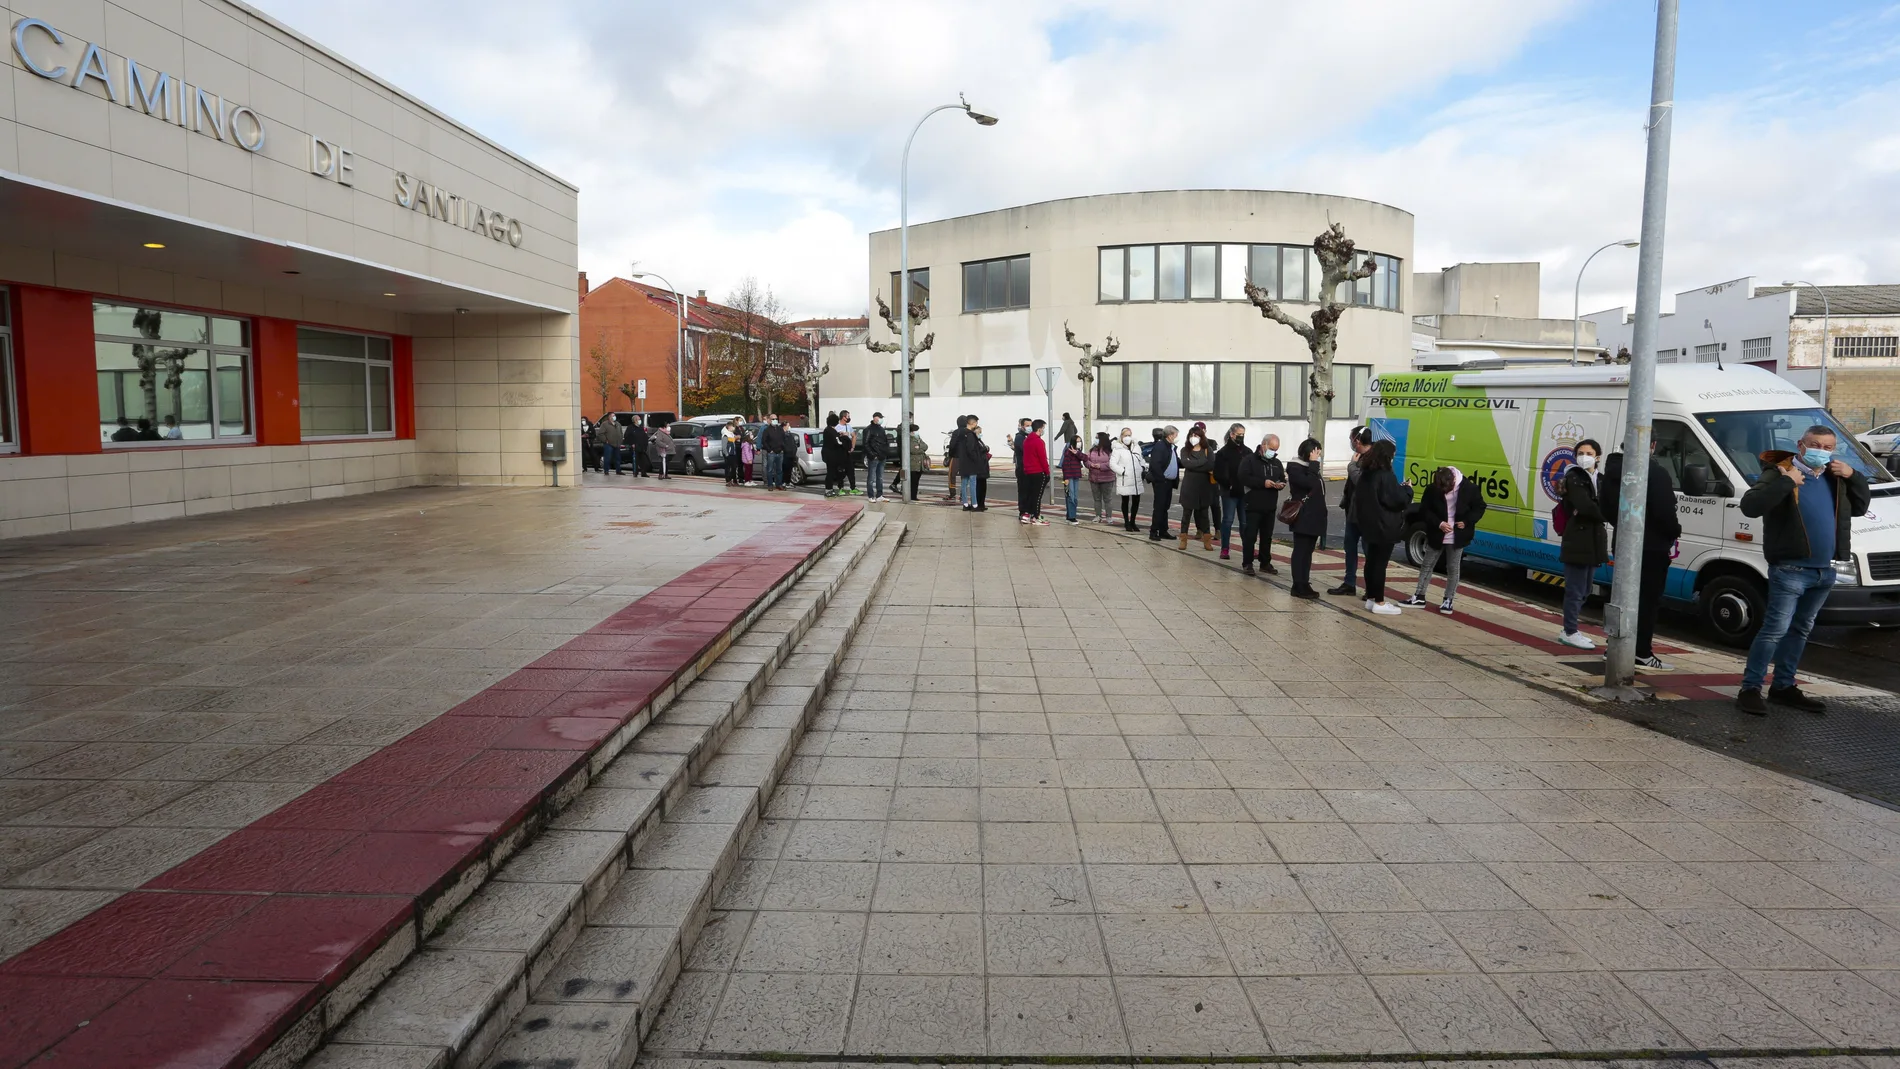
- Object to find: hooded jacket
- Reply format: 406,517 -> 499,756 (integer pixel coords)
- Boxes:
1352,461 -> 1413,545
862,421 -> 891,461
1110,439 -> 1144,496
1417,468 -> 1487,550
1740,450 -> 1871,565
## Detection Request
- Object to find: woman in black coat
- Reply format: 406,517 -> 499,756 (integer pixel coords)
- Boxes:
1351,438 -> 1413,614
1285,438 -> 1331,598
1175,425 -> 1219,550
954,421 -> 991,511
1557,438 -> 1608,648
1402,466 -> 1487,614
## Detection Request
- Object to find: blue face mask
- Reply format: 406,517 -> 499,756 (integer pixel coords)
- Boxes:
1802,448 -> 1833,470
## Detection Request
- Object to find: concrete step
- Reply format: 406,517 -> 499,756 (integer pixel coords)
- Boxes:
299,514 -> 902,1069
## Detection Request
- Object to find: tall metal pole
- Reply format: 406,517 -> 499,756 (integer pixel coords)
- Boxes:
630,269 -> 686,418
895,96 -> 996,492
1573,239 -> 1638,365
1787,280 -> 1831,408
1603,0 -> 1678,690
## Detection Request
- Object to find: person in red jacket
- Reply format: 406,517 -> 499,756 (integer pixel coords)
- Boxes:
1020,419 -> 1051,525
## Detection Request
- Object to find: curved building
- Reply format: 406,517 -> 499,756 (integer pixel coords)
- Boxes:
822,189 -> 1414,456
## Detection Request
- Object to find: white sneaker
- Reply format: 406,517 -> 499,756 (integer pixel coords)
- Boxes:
1634,654 -> 1673,672
1370,601 -> 1402,616
1558,630 -> 1596,650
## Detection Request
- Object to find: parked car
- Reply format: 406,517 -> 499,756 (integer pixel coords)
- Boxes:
1858,421 -> 1900,456
665,421 -> 727,475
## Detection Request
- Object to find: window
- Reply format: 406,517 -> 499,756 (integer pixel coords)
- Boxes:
298,327 -> 394,438
1221,245 -> 1248,301
1099,248 -> 1125,302
1835,335 -> 1899,360
1249,246 -> 1280,300
1097,361 -> 1369,420
1281,247 -> 1307,303
1654,419 -> 1724,492
1742,337 -> 1772,363
1127,245 -> 1155,301
890,370 -> 930,397
1657,349 -> 1679,364
1694,343 -> 1721,363
961,364 -> 1030,396
0,289 -> 14,452
1096,242 -> 1403,308
1158,245 -> 1186,300
95,301 -> 251,444
888,268 -> 930,315
962,256 -> 1030,312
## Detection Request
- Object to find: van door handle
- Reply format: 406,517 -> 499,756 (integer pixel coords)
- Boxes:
1725,503 -> 1739,508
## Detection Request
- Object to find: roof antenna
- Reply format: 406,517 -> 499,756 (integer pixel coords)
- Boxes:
1704,319 -> 1725,371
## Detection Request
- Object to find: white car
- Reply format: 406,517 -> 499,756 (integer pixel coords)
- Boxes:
1858,421 -> 1900,456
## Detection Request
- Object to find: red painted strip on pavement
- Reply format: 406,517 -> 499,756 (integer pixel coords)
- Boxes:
0,500 -> 861,1069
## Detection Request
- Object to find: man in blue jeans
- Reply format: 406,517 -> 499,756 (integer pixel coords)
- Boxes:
1327,427 -> 1373,596
1736,425 -> 1870,716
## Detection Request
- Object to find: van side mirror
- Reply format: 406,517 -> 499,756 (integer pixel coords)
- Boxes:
1683,464 -> 1712,496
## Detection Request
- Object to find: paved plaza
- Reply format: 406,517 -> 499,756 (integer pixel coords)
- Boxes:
640,500 -> 1900,1061
0,482 -> 808,961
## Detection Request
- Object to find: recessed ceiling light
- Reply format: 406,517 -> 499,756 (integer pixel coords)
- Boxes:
142,242 -> 165,249
383,292 -> 396,297
283,269 -> 301,275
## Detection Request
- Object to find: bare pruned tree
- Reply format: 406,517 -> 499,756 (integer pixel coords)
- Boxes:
866,291 -> 932,423
1063,322 -> 1120,441
706,277 -> 791,420
584,331 -> 624,417
1244,222 -> 1379,445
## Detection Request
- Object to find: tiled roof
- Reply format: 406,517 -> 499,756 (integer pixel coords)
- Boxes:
596,277 -> 808,346
1754,284 -> 1900,316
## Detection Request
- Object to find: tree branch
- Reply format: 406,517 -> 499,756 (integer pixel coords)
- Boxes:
1244,281 -> 1315,341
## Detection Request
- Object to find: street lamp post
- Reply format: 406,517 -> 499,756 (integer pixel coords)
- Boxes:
1572,239 -> 1639,365
897,93 -> 997,487
1783,280 -> 1831,409
630,269 -> 686,418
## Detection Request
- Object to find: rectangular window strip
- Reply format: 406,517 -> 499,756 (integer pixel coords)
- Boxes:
0,288 -> 14,452
1694,343 -> 1722,363
1742,337 -> 1772,363
888,268 -> 931,316
1835,335 -> 1899,360
890,369 -> 931,397
961,365 -> 1031,396
1097,361 -> 1372,421
1098,244 -> 1402,310
298,327 -> 395,438
95,301 -> 252,444
962,256 -> 1030,312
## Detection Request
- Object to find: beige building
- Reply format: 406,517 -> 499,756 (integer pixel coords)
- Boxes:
1412,261 -> 1602,363
821,189 -> 1415,455
1,0 -> 579,537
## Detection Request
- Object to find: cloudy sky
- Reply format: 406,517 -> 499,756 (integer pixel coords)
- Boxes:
254,0 -> 1900,321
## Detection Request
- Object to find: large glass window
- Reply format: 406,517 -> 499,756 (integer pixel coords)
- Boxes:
1127,245 -> 1155,301
0,289 -> 14,452
298,327 -> 394,438
1281,247 -> 1307,302
1157,245 -> 1187,301
1220,245 -> 1249,301
1098,361 -> 1368,420
890,370 -> 930,397
1249,246 -> 1280,300
962,255 -> 1030,313
1099,248 -> 1125,302
1189,245 -> 1217,300
888,268 -> 930,314
95,301 -> 250,444
1701,407 -> 1887,485
960,364 -> 1031,396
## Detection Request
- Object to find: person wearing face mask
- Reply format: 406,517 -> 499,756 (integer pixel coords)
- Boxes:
1601,438 -> 1683,671
906,423 -> 931,501
1556,439 -> 1607,647
1285,438 -> 1329,597
1085,432 -> 1117,523
1237,432 -> 1287,576
1146,426 -> 1180,541
1402,464 -> 1485,615
761,415 -> 787,490
1734,426 -> 1870,716
1110,427 -> 1144,531
1176,423 -> 1218,550
1213,423 -> 1252,560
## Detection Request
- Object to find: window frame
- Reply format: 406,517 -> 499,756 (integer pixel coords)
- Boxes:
890,369 -> 931,397
1741,336 -> 1772,363
1096,243 -> 1401,310
960,364 -> 1032,397
1095,361 -> 1370,421
1835,335 -> 1899,360
960,255 -> 1031,313
0,287 -> 14,454
888,267 -> 931,316
94,298 -> 254,448
297,325 -> 397,441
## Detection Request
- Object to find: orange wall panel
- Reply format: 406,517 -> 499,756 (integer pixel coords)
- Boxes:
393,334 -> 414,439
254,317 -> 301,445
14,285 -> 100,456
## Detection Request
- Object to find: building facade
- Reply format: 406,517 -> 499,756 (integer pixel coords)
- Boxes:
1413,261 -> 1602,362
820,190 -> 1415,456
1,0 -> 580,537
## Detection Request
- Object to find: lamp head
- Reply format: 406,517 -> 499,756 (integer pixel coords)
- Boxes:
959,92 -> 998,126
1619,240 -> 1640,248
1781,280 -> 1797,287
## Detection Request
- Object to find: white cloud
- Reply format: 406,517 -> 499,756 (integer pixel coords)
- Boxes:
252,0 -> 1900,323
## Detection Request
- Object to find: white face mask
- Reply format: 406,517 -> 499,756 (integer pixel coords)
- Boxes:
1576,454 -> 1597,471
1121,434 -> 1132,443
1312,454 -> 1323,464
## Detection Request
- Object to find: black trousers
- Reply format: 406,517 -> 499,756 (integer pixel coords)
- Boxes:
1017,474 -> 1045,517
1120,493 -> 1140,529
824,462 -> 843,492
976,476 -> 988,508
1292,533 -> 1320,591
908,470 -> 923,500
1149,482 -> 1175,538
1363,540 -> 1394,602
1240,509 -> 1272,568
1636,543 -> 1672,657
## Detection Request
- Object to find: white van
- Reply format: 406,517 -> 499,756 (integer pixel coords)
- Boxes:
1365,362 -> 1900,646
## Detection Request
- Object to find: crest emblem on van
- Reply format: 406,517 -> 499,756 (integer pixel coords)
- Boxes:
1538,419 -> 1587,502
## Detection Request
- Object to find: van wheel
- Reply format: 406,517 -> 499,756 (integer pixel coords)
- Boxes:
1700,573 -> 1766,648
1401,526 -> 1436,569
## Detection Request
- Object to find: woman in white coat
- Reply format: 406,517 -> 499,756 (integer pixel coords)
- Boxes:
1109,426 -> 1144,532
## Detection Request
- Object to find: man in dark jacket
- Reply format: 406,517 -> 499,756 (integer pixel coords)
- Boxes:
1213,424 -> 1252,560
863,413 -> 892,501
627,421 -> 651,477
1236,434 -> 1287,576
761,415 -> 789,490
1735,427 -> 1870,715
1329,427 -> 1373,597
598,414 -> 624,475
1603,442 -> 1684,671
1146,426 -> 1179,541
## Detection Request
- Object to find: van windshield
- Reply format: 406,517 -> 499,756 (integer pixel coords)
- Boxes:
1700,408 -> 1889,485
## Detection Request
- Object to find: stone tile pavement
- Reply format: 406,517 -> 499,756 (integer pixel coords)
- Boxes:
642,501 -> 1900,1061
0,482 -> 807,960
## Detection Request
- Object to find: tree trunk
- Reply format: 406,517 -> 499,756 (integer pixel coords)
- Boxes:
1079,367 -> 1094,443
1307,334 -> 1336,449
